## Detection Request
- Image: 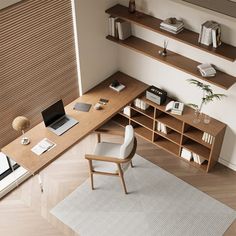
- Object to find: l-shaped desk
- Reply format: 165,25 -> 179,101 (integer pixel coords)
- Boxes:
2,71 -> 148,174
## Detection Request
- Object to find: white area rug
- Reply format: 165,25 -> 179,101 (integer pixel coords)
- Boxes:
51,154 -> 236,236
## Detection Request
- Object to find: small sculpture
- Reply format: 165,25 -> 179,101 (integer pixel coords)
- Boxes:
158,40 -> 168,57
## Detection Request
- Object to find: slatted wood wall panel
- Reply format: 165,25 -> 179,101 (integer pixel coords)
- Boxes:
0,0 -> 79,148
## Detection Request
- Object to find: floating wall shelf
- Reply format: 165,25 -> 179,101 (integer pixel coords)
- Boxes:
106,4 -> 236,62
107,35 -> 236,90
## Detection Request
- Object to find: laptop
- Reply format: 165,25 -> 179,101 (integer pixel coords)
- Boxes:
41,100 -> 78,136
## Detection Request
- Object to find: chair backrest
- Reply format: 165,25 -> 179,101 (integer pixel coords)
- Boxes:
119,125 -> 134,159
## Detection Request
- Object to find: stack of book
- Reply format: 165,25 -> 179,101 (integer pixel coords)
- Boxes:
198,21 -> 221,48
108,16 -> 132,40
134,99 -> 149,110
181,148 -> 205,164
160,17 -> 184,34
197,63 -> 216,77
202,132 -> 214,145
156,122 -> 170,134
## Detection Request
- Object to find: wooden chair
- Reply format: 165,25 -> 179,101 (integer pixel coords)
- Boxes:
85,125 -> 137,194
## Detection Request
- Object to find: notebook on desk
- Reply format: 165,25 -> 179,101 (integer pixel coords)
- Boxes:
41,100 -> 78,136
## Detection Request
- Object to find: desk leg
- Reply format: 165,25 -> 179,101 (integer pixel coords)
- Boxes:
9,158 -> 19,188
38,174 -> 44,193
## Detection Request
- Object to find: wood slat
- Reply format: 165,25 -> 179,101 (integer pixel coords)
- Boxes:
0,0 -> 79,148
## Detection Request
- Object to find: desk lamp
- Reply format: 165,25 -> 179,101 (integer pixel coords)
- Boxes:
12,116 -> 30,145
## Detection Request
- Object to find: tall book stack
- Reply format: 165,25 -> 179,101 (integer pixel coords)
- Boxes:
198,21 -> 221,48
108,16 -> 132,40
160,17 -> 184,34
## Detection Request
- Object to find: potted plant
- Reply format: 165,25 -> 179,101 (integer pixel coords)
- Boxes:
187,79 -> 226,124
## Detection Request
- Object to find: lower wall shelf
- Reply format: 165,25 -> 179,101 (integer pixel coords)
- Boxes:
107,35 -> 236,90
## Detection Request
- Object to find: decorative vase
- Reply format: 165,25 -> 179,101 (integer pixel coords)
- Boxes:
203,114 -> 211,124
128,0 -> 136,13
193,109 -> 201,124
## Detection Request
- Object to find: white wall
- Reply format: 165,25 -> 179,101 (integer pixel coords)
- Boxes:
75,0 -> 119,93
117,0 -> 236,170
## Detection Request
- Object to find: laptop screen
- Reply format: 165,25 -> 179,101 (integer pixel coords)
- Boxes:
41,100 -> 65,127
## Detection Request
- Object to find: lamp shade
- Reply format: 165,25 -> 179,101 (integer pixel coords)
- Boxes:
12,116 -> 30,132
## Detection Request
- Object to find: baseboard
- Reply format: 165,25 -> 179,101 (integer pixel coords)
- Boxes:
218,158 -> 236,171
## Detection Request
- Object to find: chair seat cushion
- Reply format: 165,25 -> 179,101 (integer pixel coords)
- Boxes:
93,142 -> 130,173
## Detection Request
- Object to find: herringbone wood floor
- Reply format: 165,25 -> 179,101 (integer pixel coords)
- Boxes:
0,124 -> 235,236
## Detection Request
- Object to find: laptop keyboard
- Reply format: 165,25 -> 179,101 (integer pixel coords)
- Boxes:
51,117 -> 69,130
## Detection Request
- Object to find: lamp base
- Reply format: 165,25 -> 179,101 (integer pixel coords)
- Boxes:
21,137 -> 30,145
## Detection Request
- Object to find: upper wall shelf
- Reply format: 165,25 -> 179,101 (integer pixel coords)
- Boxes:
106,4 -> 236,62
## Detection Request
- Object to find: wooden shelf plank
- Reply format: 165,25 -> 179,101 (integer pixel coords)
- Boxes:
156,115 -> 183,133
153,137 -> 179,156
184,128 -> 212,149
133,125 -> 153,141
182,140 -> 210,160
154,129 -> 181,145
131,114 -> 153,130
179,156 -> 208,171
131,105 -> 154,119
106,4 -> 236,62
107,35 -> 236,90
112,114 -> 129,127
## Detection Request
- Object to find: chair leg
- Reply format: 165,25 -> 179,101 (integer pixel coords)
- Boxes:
88,160 -> 94,190
97,133 -> 101,143
90,173 -> 94,190
130,161 -> 134,168
117,164 -> 128,194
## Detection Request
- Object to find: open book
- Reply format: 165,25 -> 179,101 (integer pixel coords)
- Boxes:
31,138 -> 56,156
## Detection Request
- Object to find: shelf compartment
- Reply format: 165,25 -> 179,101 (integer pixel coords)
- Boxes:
131,105 -> 154,119
112,114 -> 129,127
182,138 -> 210,160
156,114 -> 183,133
131,121 -> 153,141
131,113 -> 154,130
106,4 -> 236,62
183,125 -> 212,149
154,126 -> 181,145
179,156 -> 208,171
153,134 -> 179,156
107,35 -> 236,90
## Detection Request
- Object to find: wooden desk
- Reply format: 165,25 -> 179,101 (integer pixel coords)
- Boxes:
1,72 -> 148,174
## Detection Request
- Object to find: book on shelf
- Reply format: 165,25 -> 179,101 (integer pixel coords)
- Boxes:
123,106 -> 131,117
134,98 -> 149,110
181,148 -> 192,161
160,17 -> 184,34
197,63 -> 216,77
116,19 -> 132,40
156,122 -> 171,134
202,132 -> 214,145
192,153 -> 205,165
198,21 -> 221,47
108,16 -> 118,37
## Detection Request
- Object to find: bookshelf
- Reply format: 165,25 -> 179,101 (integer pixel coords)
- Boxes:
106,5 -> 236,90
112,95 -> 226,172
106,4 -> 236,62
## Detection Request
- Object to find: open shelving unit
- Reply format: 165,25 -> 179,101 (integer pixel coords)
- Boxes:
106,4 -> 236,90
112,95 -> 226,172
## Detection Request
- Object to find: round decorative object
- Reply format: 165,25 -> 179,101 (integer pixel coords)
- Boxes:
21,137 -> 30,145
12,116 -> 30,132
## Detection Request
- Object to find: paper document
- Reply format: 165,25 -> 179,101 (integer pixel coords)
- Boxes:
31,138 -> 56,156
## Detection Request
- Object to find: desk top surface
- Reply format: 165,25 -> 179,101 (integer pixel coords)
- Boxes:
2,71 -> 148,174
